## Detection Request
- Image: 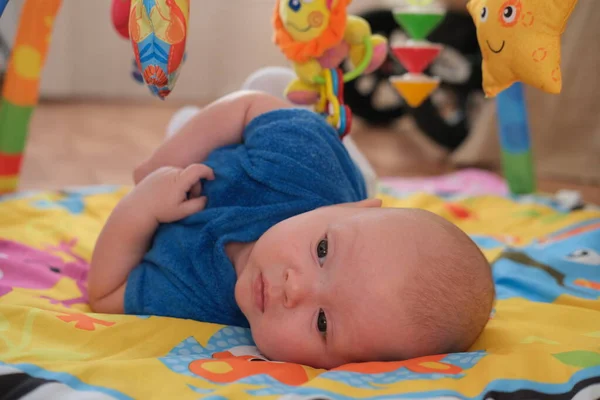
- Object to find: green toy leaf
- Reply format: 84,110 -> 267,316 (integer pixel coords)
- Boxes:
553,351 -> 600,368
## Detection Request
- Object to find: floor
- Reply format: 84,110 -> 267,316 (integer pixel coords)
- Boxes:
17,101 -> 600,205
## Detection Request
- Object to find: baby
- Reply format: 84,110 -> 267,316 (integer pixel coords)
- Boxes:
89,90 -> 494,369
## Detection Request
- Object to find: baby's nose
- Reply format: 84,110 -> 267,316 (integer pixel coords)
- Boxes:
283,268 -> 309,309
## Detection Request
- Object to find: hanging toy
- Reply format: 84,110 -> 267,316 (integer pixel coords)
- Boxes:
0,0 -> 62,193
111,0 -> 130,39
112,0 -> 143,87
389,0 -> 447,108
467,0 -> 579,195
111,0 -> 189,99
315,68 -> 353,136
131,58 -> 144,84
467,0 -> 579,98
273,0 -> 388,138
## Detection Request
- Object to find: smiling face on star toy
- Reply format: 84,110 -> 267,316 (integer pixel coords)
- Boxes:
467,0 -> 579,97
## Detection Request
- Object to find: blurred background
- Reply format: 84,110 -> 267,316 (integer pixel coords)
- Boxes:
0,0 -> 598,201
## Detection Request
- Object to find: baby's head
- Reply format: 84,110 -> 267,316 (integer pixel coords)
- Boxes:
235,199 -> 494,369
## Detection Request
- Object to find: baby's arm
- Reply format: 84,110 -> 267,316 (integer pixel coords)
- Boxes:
88,164 -> 214,314
134,90 -> 292,184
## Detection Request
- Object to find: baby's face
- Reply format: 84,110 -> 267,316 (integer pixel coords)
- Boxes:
235,200 -> 426,369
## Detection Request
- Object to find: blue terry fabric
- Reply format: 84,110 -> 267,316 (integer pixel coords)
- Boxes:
124,109 -> 367,327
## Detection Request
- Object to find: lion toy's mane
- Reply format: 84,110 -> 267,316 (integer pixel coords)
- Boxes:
273,0 -> 352,64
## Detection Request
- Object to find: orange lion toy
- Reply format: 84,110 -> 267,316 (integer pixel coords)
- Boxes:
273,0 -> 388,105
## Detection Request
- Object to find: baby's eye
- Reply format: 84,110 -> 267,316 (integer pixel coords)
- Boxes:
317,308 -> 327,336
317,238 -> 328,265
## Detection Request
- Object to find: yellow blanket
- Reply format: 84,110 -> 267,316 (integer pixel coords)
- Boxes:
0,186 -> 598,399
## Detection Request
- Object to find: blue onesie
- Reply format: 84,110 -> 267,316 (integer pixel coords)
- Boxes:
124,109 -> 367,327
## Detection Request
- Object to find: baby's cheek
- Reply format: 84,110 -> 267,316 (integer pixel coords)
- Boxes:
252,326 -> 282,360
252,321 -> 304,362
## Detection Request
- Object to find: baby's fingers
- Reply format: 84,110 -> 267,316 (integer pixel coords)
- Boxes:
189,182 -> 202,198
180,164 -> 215,189
177,196 -> 208,219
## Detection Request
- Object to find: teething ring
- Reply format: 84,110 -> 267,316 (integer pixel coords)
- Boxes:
342,105 -> 352,138
315,68 -> 353,138
313,35 -> 374,85
336,69 -> 352,138
324,70 -> 342,127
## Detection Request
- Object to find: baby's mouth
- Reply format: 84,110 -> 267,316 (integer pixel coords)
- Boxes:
254,272 -> 265,313
486,40 -> 506,54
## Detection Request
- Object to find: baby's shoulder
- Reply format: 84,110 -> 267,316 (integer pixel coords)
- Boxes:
245,109 -> 339,145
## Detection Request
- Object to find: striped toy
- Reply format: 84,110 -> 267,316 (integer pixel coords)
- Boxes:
0,0 -> 62,193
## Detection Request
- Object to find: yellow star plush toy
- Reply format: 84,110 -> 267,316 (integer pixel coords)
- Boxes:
467,0 -> 579,97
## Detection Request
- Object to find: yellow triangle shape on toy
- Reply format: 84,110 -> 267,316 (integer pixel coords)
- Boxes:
521,336 -> 560,345
390,75 -> 440,108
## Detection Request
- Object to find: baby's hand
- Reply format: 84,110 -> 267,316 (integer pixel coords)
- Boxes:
132,164 -> 215,223
133,161 -> 153,185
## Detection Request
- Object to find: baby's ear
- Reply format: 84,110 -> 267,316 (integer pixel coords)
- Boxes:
344,198 -> 383,209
